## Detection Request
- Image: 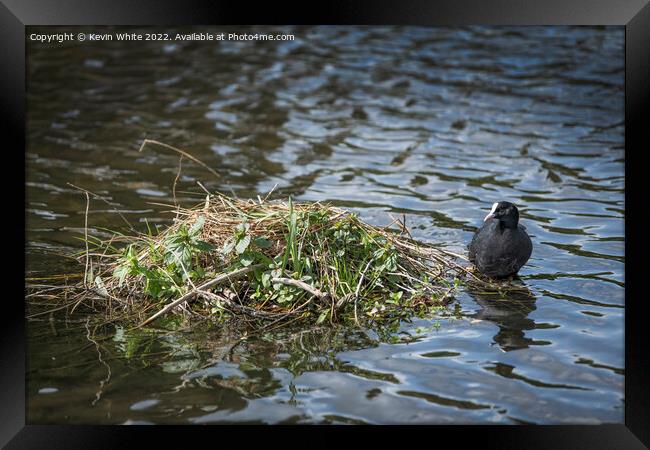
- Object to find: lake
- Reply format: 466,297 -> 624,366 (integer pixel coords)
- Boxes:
26,25 -> 624,424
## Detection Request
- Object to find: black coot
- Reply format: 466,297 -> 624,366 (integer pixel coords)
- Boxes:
468,201 -> 532,278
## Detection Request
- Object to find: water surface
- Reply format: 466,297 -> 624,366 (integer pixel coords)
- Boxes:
26,25 -> 624,424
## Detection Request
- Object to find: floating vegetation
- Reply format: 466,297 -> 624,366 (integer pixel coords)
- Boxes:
28,188 -> 505,330
26,142 -> 527,332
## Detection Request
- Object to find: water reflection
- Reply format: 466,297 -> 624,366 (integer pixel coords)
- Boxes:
26,25 -> 624,424
466,283 -> 538,352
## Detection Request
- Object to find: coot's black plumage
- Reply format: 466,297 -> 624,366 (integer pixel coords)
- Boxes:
468,201 -> 532,278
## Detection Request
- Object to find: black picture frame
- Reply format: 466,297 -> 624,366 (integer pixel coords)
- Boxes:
3,0 -> 648,447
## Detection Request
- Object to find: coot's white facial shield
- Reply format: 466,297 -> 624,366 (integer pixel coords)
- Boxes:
484,202 -> 498,221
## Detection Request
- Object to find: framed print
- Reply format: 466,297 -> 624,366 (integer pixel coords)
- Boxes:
3,0 -> 649,447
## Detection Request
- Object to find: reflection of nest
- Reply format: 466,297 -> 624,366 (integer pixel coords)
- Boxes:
207,324 -> 400,369
166,325 -> 395,404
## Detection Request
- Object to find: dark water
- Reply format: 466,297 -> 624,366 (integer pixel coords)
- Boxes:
26,26 -> 624,424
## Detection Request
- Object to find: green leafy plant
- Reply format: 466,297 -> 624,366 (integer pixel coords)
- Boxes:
111,216 -> 216,299
55,192 -> 498,329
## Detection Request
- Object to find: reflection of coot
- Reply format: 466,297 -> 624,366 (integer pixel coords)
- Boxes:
466,284 -> 537,352
468,201 -> 532,278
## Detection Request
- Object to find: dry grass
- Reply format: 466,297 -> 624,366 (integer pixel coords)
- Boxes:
27,188 -> 522,330
26,140 -> 528,331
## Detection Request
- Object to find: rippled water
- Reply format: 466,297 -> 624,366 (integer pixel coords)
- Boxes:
26,25 -> 624,424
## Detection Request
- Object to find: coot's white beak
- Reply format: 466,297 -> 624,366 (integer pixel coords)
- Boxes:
484,202 -> 498,221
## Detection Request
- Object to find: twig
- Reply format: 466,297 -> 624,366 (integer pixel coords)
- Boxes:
402,213 -> 413,239
85,318 -> 111,406
438,285 -> 456,305
196,180 -> 212,196
139,139 -> 220,180
83,191 -> 90,288
262,183 -> 279,203
173,155 -> 183,211
138,265 -> 263,327
198,290 -> 280,319
354,259 -> 374,325
271,278 -> 328,300
26,301 -> 78,319
67,183 -> 135,232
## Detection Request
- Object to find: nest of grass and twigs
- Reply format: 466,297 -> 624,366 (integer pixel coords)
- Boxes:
27,188 -> 526,331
